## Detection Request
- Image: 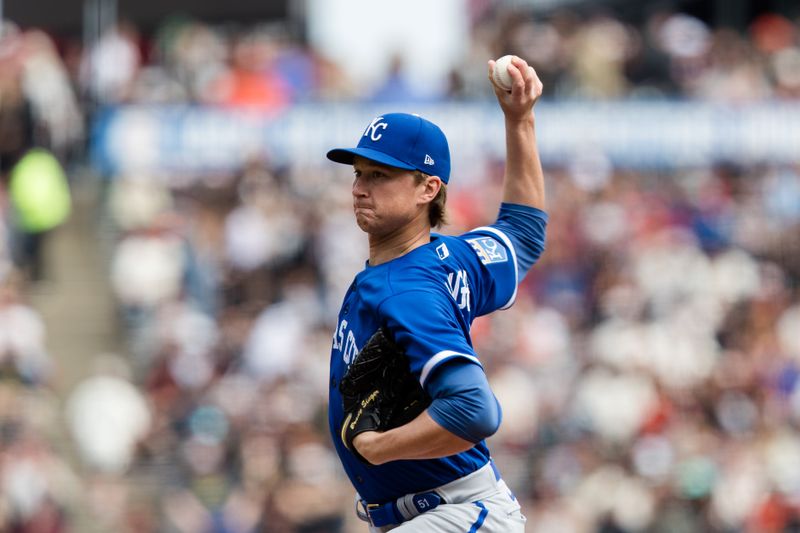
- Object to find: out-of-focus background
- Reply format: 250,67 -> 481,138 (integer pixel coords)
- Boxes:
1,0 -> 799,531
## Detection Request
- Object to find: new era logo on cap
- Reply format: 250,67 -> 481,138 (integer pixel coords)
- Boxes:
326,112 -> 451,183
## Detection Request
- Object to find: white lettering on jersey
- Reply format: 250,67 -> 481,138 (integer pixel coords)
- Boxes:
364,117 -> 388,141
333,319 -> 348,351
446,270 -> 471,311
333,319 -> 360,365
343,330 -> 358,364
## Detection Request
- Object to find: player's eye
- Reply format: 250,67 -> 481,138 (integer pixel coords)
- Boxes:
353,168 -> 388,182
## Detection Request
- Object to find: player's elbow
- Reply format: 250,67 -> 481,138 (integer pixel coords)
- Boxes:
428,389 -> 502,444
465,393 -> 502,442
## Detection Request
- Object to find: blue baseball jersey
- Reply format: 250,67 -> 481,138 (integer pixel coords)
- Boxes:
328,209 -> 542,505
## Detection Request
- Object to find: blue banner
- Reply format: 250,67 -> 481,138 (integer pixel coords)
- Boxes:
91,101 -> 800,177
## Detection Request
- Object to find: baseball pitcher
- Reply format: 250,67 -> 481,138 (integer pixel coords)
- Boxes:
326,56 -> 547,532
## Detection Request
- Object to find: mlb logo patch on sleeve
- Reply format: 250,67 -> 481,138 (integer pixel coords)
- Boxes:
467,237 -> 507,264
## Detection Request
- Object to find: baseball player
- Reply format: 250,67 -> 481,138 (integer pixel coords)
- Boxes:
326,56 -> 547,532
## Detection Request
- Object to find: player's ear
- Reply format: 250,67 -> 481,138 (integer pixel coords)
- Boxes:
418,175 -> 442,204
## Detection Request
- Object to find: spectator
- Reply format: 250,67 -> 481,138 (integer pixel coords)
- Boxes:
65,355 -> 152,475
80,21 -> 142,105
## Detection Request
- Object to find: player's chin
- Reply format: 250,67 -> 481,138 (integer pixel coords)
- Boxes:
355,214 -> 396,237
354,211 -> 376,232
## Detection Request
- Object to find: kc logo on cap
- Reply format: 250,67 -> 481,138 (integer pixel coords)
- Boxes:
327,112 -> 451,183
364,117 -> 389,141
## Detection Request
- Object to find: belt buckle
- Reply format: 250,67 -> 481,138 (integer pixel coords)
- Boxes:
355,499 -> 383,527
355,498 -> 372,525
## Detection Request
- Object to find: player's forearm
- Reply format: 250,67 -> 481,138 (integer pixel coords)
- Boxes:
502,113 -> 545,210
353,411 -> 474,465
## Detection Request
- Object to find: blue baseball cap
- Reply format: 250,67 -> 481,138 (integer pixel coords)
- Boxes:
327,112 -> 451,183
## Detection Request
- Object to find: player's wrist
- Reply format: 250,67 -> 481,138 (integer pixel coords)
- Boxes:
353,431 -> 385,465
505,112 -> 536,129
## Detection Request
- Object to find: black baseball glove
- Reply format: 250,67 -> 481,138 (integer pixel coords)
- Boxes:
339,328 -> 431,464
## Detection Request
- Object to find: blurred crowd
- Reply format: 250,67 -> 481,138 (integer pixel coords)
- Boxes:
1,3 -> 800,533
73,6 -> 800,105
5,2 -> 800,117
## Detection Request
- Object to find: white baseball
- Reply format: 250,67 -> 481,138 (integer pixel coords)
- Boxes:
492,55 -> 515,91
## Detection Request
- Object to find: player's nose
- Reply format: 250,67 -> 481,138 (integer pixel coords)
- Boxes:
352,176 -> 369,197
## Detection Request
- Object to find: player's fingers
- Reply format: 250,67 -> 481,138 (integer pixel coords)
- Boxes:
514,58 -> 531,80
527,66 -> 543,98
517,62 -> 536,90
508,57 -> 538,98
527,65 -> 541,84
506,61 -> 526,94
512,61 -> 541,100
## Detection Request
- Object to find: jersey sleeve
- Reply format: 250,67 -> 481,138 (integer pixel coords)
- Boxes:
493,202 -> 548,282
460,202 -> 548,314
378,289 -> 482,389
426,358 -> 502,443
